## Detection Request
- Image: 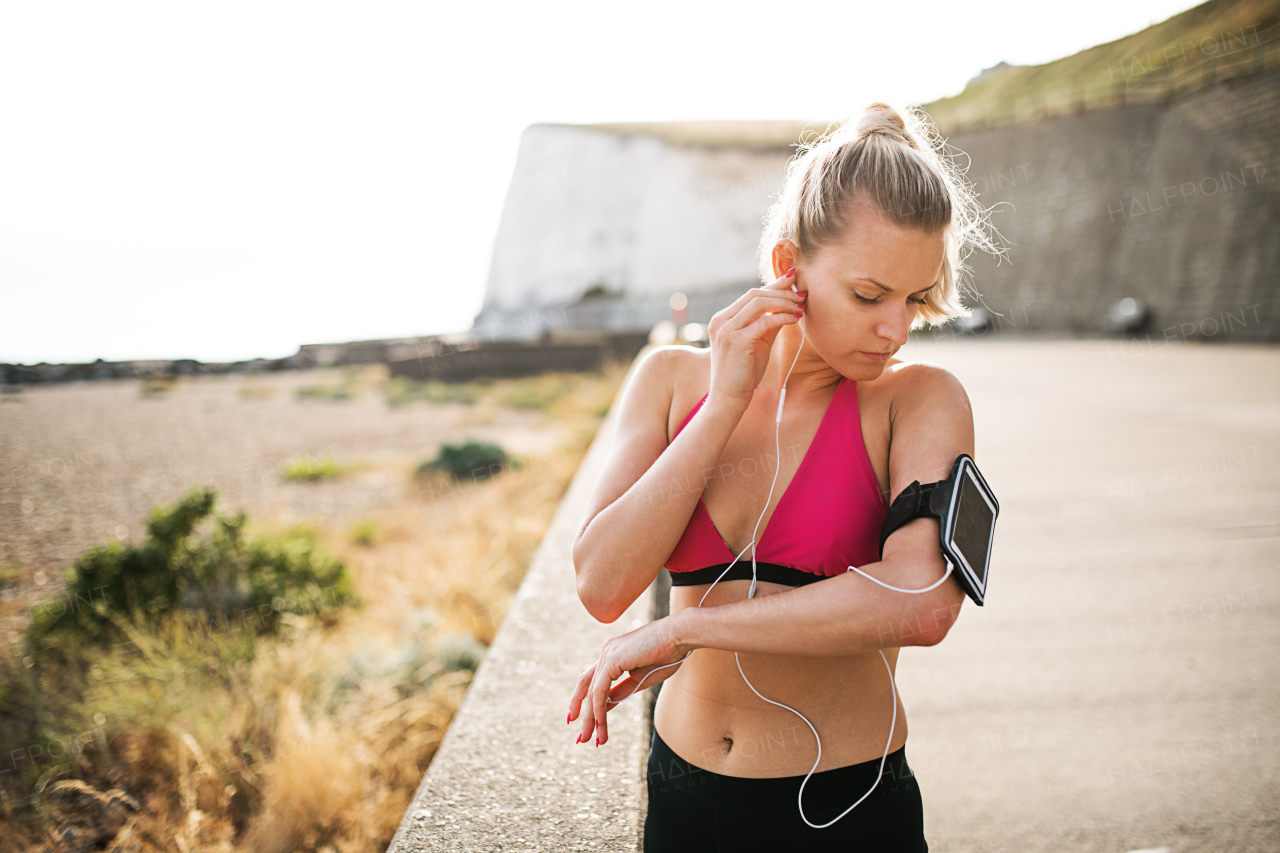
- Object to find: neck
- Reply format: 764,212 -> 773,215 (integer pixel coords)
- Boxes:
761,320 -> 844,396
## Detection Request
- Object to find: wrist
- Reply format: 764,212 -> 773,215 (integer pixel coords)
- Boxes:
702,394 -> 750,425
667,606 -> 704,657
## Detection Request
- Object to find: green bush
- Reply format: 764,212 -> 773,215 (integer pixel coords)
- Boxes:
296,383 -> 354,401
350,520 -> 378,547
498,374 -> 576,411
419,441 -> 509,481
281,454 -> 342,481
27,488 -> 356,657
384,377 -> 478,407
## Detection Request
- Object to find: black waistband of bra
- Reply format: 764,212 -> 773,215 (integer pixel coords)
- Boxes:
666,562 -> 832,587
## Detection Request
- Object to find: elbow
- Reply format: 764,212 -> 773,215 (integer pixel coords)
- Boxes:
576,576 -> 623,624
573,543 -> 624,624
909,593 -> 963,647
913,620 -> 952,648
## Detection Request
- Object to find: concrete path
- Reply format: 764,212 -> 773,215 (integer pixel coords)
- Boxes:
891,337 -> 1279,853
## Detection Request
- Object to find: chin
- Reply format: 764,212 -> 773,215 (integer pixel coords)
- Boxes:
839,359 -> 889,382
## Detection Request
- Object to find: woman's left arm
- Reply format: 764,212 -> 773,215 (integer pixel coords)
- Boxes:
671,361 -> 975,657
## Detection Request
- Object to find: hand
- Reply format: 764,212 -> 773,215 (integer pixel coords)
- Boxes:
705,268 -> 806,414
567,615 -> 691,747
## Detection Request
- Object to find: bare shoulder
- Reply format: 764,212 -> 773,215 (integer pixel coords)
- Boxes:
620,345 -> 710,442
877,358 -> 971,417
876,358 -> 975,491
641,343 -> 709,375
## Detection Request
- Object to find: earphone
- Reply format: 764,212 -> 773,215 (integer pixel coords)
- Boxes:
606,279 -> 952,828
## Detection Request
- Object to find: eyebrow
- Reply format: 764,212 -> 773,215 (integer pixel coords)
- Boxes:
854,277 -> 936,294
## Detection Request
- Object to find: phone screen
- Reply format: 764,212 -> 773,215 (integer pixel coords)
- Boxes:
951,470 -> 995,585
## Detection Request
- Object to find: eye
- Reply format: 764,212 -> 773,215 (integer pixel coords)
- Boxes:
855,292 -> 926,306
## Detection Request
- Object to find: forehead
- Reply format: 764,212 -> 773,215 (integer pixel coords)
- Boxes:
813,196 -> 945,290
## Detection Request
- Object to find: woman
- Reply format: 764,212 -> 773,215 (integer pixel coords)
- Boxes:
566,102 -> 1004,851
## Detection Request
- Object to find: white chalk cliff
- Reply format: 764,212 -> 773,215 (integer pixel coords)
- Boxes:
472,122 -> 813,340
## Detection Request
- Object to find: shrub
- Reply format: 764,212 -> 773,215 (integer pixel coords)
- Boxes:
238,383 -> 276,400
27,488 -> 356,657
350,520 -> 377,547
383,377 -> 478,407
419,442 -> 508,481
296,383 -> 354,401
497,374 -> 576,411
139,376 -> 176,398
282,455 -> 342,481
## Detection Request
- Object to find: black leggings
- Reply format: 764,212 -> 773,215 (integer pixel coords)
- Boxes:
645,725 -> 928,852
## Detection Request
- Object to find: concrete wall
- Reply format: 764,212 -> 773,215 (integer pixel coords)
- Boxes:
950,66 -> 1280,341
386,333 -> 649,383
387,349 -> 662,853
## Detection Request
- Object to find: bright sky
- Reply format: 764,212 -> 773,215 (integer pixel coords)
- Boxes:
0,0 -> 1202,364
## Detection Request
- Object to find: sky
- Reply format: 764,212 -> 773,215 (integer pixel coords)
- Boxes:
0,0 -> 1205,364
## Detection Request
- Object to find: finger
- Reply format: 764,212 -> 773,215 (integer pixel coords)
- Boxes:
723,294 -> 805,334
592,657 -> 625,746
590,663 -> 610,745
606,660 -> 681,706
578,697 -> 595,745
568,664 -> 593,722
727,303 -> 804,339
766,266 -> 797,289
571,665 -> 597,743
753,310 -> 803,348
716,282 -> 805,322
605,675 -> 645,707
747,311 -> 804,350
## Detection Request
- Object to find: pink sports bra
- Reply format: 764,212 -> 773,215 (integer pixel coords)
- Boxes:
663,376 -> 888,587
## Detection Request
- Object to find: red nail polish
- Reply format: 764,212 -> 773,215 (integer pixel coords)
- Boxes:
567,713 -> 571,724
785,267 -> 795,278
576,733 -> 582,744
595,737 -> 599,747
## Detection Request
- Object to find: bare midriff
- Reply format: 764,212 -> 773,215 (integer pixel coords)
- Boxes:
654,577 -> 907,778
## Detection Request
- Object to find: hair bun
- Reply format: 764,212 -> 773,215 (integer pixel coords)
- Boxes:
856,103 -> 911,145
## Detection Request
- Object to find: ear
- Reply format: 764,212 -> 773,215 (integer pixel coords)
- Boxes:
770,240 -> 801,281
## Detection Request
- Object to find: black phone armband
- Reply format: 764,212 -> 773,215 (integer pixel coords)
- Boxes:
877,454 -> 999,606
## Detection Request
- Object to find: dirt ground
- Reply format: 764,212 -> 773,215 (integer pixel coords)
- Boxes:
0,366 -> 588,590
0,364 -> 625,852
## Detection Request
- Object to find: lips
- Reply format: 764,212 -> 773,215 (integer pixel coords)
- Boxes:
860,351 -> 892,361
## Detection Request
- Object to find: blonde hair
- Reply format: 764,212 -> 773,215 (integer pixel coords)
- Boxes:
757,102 -> 1007,329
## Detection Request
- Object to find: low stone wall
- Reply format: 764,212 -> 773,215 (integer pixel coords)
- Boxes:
387,334 -> 649,383
387,348 -> 664,853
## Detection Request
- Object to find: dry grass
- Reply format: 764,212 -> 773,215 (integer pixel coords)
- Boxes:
0,362 -> 627,852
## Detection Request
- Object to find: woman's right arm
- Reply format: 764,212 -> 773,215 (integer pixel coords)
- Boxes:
571,346 -> 743,623
572,272 -> 806,623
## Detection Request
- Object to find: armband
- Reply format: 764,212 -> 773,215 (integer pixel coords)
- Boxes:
877,454 -> 999,606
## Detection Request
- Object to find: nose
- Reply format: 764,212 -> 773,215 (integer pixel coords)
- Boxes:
875,305 -> 911,348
